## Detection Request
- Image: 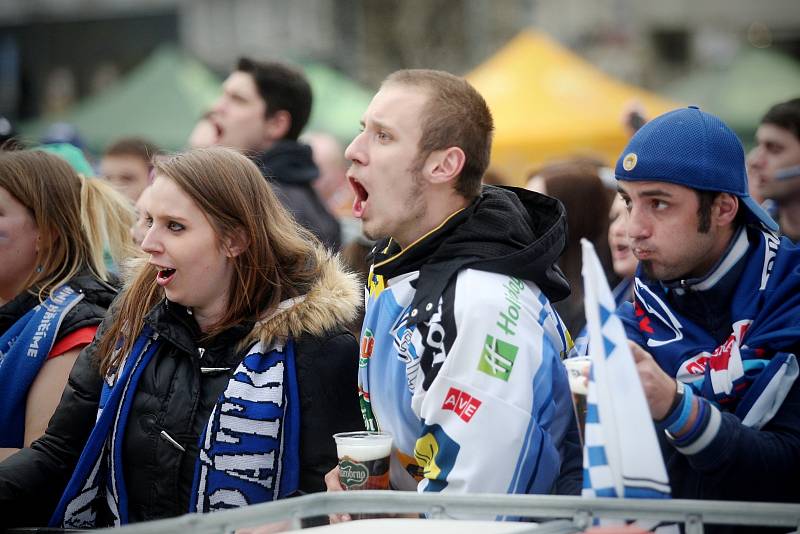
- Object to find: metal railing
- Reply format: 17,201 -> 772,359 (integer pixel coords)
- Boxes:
97,492 -> 800,534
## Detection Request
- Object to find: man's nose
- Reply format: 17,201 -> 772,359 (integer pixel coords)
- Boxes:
210,94 -> 226,115
626,205 -> 651,241
344,131 -> 367,166
747,146 -> 765,169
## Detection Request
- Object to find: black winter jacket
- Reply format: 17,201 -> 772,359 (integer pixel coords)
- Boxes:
254,140 -> 341,250
0,254 -> 364,528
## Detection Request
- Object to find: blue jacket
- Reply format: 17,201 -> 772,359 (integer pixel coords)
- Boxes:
619,225 -> 800,524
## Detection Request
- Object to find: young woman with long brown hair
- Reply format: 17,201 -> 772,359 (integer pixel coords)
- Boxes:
0,147 -> 363,528
0,149 -> 137,461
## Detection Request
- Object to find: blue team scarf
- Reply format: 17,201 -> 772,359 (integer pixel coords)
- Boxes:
629,226 -> 800,428
50,326 -> 300,528
0,285 -> 84,447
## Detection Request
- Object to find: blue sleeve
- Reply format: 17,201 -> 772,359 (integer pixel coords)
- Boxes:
666,379 -> 800,503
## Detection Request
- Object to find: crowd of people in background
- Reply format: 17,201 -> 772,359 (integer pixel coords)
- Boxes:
0,55 -> 798,534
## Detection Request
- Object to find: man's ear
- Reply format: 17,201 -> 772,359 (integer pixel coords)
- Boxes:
715,193 -> 739,226
264,110 -> 292,142
224,228 -> 250,258
426,147 -> 466,186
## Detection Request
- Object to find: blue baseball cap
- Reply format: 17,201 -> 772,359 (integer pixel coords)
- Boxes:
615,106 -> 778,232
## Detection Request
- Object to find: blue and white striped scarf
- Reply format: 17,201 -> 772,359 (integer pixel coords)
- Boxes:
49,326 -> 300,527
0,286 -> 83,447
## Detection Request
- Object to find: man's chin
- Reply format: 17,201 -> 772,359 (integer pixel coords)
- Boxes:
642,261 -> 684,282
641,261 -> 662,280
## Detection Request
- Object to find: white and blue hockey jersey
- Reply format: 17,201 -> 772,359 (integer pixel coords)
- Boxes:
357,186 -> 582,497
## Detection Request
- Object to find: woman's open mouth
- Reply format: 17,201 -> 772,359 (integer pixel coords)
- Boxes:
156,267 -> 176,287
612,243 -> 631,259
349,177 -> 369,218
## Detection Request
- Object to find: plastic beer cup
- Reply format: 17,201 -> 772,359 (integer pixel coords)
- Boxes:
333,431 -> 392,491
563,357 -> 590,443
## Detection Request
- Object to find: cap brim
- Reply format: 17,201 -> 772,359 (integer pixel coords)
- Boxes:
741,195 -> 779,232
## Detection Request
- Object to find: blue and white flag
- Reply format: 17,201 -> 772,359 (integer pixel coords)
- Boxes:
580,239 -> 670,499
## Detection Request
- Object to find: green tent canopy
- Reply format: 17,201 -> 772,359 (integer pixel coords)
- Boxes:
21,47 -> 372,155
22,46 -> 221,154
664,47 -> 800,139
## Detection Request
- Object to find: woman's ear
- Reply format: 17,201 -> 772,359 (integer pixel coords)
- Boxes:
224,228 -> 250,258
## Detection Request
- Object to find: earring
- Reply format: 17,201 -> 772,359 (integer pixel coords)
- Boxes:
35,265 -> 43,273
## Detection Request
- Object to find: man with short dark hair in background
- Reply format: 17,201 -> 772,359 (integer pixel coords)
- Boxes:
210,58 -> 340,249
616,107 -> 800,533
749,97 -> 800,241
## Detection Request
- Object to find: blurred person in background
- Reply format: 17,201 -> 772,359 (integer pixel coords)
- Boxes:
748,97 -> 800,240
100,137 -> 162,204
37,142 -> 95,177
0,147 -> 363,528
573,194 -> 638,355
525,160 -> 615,339
607,194 -> 638,300
303,131 -> 352,217
0,115 -> 23,150
761,172 -> 800,242
210,58 -> 340,250
40,122 -> 94,170
129,185 -> 153,247
0,149 -> 137,462
187,111 -> 218,149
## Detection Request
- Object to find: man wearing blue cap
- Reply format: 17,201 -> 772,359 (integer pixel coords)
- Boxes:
615,106 -> 800,513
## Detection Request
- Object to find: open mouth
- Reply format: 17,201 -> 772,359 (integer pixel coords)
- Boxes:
156,267 -> 176,286
349,177 -> 369,218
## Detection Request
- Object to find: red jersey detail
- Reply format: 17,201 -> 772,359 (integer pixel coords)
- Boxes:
639,316 -> 654,334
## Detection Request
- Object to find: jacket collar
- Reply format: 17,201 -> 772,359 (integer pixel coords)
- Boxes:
242,247 -> 361,349
253,140 -> 319,185
369,185 -> 570,326
661,226 -> 749,294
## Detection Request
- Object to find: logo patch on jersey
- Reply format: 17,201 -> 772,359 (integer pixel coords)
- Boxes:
633,279 -> 685,348
495,277 -> 525,336
391,308 -> 423,392
678,352 -> 711,380
414,424 -> 459,486
396,449 -> 424,481
368,270 -> 386,299
477,334 -> 518,381
441,387 -> 481,422
359,329 -> 375,368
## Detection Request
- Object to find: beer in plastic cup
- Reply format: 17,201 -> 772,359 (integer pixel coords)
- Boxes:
564,356 -> 590,396
333,431 -> 392,491
563,357 -> 590,444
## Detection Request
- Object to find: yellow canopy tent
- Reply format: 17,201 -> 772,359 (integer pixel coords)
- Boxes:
467,31 -> 682,184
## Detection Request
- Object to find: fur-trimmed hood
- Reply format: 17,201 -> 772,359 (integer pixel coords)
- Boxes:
244,248 -> 361,348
